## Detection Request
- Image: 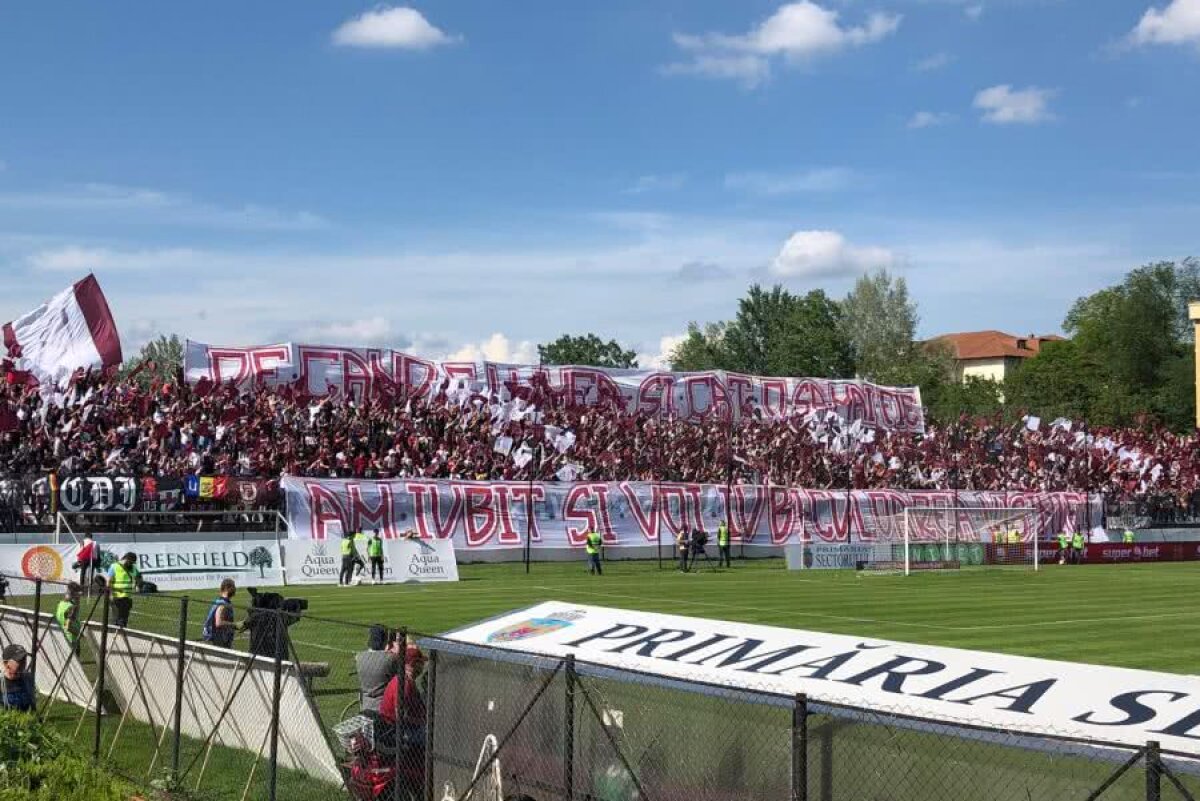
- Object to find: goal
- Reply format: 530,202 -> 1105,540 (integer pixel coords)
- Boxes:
863,506 -> 1043,575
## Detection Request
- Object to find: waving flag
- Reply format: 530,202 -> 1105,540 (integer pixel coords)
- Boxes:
2,275 -> 122,394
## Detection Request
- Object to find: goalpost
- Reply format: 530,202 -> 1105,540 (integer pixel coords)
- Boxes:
858,506 -> 1043,576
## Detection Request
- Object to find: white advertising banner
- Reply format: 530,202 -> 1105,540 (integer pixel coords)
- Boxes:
447,602 -> 1200,756
184,340 -> 925,431
282,476 -> 1101,552
0,541 -> 282,592
282,537 -> 458,584
385,537 -> 459,583
785,542 -> 876,570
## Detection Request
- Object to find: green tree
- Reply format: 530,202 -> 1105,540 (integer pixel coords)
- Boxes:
668,321 -> 731,372
1004,339 -> 1103,424
537,334 -> 638,368
693,284 -> 854,377
840,268 -> 919,382
119,334 -> 184,387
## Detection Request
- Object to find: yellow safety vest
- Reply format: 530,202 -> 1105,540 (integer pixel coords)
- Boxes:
585,532 -> 601,555
341,538 -> 355,556
368,538 -> 383,557
110,563 -> 139,599
1072,533 -> 1085,549
717,524 -> 729,546
1007,530 -> 1020,544
1122,530 -> 1135,544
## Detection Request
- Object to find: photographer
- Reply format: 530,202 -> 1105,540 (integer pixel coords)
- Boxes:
689,527 -> 708,570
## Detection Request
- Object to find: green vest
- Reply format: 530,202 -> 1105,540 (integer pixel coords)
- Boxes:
717,524 -> 729,546
55,600 -> 79,643
1122,530 -> 1135,544
1072,532 -> 1085,549
585,532 -> 602,555
367,538 -> 383,558
110,563 -> 138,599
341,538 -> 355,556
1057,533 -> 1069,549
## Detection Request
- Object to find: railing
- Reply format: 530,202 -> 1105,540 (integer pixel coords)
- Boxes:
2,571 -> 1198,801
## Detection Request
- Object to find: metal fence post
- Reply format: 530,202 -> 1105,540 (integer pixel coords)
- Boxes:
793,693 -> 808,801
93,590 -> 110,760
397,627 -> 408,798
424,649 -> 438,801
1146,741 -> 1162,801
171,596 -> 189,777
29,579 -> 42,679
564,654 -> 576,801
267,610 -> 285,801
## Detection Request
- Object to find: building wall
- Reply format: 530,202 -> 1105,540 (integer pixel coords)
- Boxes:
959,358 -> 1011,383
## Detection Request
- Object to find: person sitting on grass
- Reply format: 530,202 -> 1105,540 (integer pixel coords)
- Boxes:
1,644 -> 35,712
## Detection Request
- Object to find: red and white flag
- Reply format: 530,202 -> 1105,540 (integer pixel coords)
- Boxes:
3,274 -> 123,395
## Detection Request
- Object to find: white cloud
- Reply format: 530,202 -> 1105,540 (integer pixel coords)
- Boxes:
624,173 -> 688,194
28,245 -> 201,273
1129,0 -> 1200,46
973,84 -> 1056,124
725,166 -> 856,195
332,6 -> 459,49
907,110 -> 955,129
965,4 -> 985,20
636,333 -> 687,370
301,316 -> 396,347
0,183 -> 327,231
913,52 -> 953,72
770,230 -> 896,279
443,333 -> 538,364
665,2 -> 901,87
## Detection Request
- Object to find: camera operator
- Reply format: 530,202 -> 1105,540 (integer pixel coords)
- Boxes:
689,527 -> 708,570
243,588 -> 307,662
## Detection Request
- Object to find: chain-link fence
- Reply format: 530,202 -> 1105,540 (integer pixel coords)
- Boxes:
2,573 -> 1198,801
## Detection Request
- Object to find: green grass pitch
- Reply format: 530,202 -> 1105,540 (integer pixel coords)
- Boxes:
276,558 -> 1199,674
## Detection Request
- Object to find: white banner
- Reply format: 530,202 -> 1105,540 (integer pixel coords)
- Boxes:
385,537 -> 459,583
184,340 -> 925,431
446,602 -> 1200,756
785,542 -> 876,570
282,477 -> 1102,551
0,541 -> 283,592
281,537 -> 458,584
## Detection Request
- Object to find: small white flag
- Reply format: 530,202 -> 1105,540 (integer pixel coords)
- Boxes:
493,436 -> 514,455
1024,416 -> 1041,431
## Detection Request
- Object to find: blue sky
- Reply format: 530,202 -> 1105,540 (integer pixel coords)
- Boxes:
1,1 -> 1196,366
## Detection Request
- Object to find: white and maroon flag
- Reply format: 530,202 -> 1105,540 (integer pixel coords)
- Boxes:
3,274 -> 123,394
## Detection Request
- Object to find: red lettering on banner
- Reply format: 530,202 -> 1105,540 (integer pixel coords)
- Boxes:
207,349 -> 252,387
563,484 -> 615,545
406,482 -> 464,540
720,485 -> 764,542
761,379 -> 788,418
564,368 -> 622,408
395,353 -> 436,399
463,485 -> 498,546
768,488 -> 797,544
346,483 -> 396,537
659,484 -> 704,539
441,362 -> 478,382
299,347 -> 342,397
307,483 -> 348,540
249,347 -> 290,387
636,374 -> 676,417
342,349 -> 372,401
725,374 -> 754,418
792,380 -> 830,418
831,383 -> 871,427
683,374 -> 730,421
619,482 -> 660,541
490,485 -> 523,545
508,485 -> 545,542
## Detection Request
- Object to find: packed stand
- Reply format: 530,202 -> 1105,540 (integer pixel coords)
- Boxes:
1,371 -> 1198,522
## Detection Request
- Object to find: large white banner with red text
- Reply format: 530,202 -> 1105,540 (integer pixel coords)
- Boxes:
185,340 -> 924,431
281,477 -> 1100,550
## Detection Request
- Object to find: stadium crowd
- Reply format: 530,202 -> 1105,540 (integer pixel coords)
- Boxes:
1,370 -> 1197,518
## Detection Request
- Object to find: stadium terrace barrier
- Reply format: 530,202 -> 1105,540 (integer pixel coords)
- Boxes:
3,572 -> 1200,801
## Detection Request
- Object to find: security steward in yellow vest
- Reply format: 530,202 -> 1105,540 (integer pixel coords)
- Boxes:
1122,529 -> 1136,544
339,531 -> 359,586
106,552 -> 142,628
717,522 -> 732,568
585,530 -> 604,576
1071,531 -> 1086,564
1007,529 -> 1021,545
367,530 -> 385,584
1056,532 -> 1070,564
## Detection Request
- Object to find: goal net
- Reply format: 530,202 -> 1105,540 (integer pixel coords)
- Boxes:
856,506 -> 1043,575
